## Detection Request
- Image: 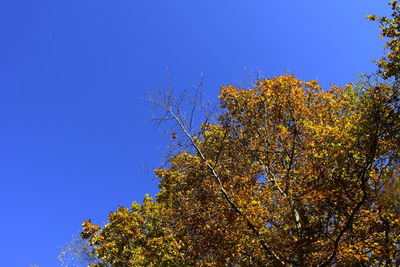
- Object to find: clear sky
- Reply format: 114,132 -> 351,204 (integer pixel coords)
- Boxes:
0,0 -> 390,266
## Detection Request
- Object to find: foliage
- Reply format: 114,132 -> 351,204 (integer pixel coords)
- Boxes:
81,196 -> 184,266
81,73 -> 399,265
368,1 -> 400,80
78,2 -> 400,266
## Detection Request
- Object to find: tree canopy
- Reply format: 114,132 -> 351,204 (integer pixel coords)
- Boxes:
77,2 -> 400,266
368,1 -> 400,81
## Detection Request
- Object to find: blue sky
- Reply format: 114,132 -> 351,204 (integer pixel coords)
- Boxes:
0,0 -> 389,266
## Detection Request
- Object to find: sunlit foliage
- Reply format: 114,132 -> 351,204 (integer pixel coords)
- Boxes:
79,2 -> 400,266
368,1 -> 400,80
81,73 -> 399,265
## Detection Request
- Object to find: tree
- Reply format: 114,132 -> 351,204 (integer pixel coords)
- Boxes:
59,235 -> 108,267
368,1 -> 400,81
80,74 -> 399,266
79,3 -> 400,266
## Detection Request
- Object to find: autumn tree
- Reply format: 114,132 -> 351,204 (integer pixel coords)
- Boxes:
78,2 -> 400,266
368,0 -> 400,81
